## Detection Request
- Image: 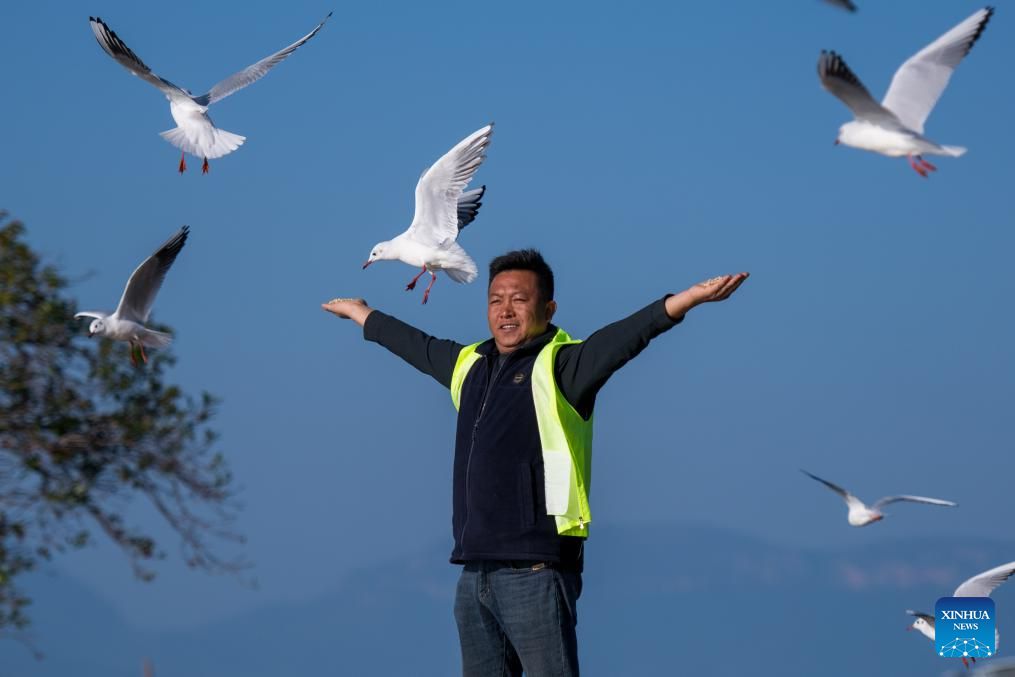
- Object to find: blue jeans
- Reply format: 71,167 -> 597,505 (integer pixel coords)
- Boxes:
454,561 -> 582,677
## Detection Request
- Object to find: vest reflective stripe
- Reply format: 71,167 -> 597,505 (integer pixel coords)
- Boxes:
450,343 -> 484,411
449,329 -> 593,537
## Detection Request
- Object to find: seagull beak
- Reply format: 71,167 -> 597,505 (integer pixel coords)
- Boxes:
362,260 -> 372,269
87,331 -> 94,338
834,139 -> 840,145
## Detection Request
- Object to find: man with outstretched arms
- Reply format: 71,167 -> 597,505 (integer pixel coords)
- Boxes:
323,249 -> 748,677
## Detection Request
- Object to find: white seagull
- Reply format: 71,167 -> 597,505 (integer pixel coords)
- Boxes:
75,226 -> 189,366
363,123 -> 493,304
800,470 -> 957,527
89,13 -> 331,174
907,560 -> 1015,668
818,7 -> 993,177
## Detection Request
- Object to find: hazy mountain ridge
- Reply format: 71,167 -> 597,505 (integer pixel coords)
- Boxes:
3,524 -> 1012,677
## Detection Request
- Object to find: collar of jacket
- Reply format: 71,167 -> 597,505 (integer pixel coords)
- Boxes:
473,324 -> 560,359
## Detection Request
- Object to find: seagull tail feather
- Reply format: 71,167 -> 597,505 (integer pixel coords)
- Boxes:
138,328 -> 172,348
941,145 -> 967,158
444,262 -> 478,284
159,127 -> 246,160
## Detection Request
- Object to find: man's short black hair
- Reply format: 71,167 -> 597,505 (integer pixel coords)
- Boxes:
488,249 -> 554,302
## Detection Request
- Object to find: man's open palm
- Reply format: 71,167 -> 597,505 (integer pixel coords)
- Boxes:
321,298 -> 373,326
691,273 -> 749,304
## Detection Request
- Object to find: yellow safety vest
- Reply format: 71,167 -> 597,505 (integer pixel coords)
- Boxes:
450,328 -> 593,537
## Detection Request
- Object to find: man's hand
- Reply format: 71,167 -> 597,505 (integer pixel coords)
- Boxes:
321,297 -> 374,327
665,272 -> 749,321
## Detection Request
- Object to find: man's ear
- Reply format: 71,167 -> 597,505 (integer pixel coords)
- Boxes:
544,299 -> 557,323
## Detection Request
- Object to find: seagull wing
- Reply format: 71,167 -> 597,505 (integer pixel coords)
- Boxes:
406,123 -> 493,248
824,0 -> 858,13
871,495 -> 957,510
906,610 -> 935,627
89,17 -> 189,98
457,186 -> 486,230
954,561 -> 1015,598
800,469 -> 865,509
74,311 -> 107,321
194,12 -> 332,106
881,7 -> 994,134
818,51 -> 901,126
114,226 -> 189,324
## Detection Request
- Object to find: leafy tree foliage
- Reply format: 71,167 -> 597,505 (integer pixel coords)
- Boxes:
0,213 -> 243,631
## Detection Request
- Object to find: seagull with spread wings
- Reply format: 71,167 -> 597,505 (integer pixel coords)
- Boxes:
75,226 -> 189,366
907,561 -> 1015,668
818,7 -> 993,177
362,123 -> 493,304
800,470 -> 957,527
89,13 -> 331,174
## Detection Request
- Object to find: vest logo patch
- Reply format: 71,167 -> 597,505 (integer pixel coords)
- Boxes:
513,372 -> 527,384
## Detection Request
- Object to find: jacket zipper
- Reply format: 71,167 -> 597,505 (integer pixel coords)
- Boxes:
459,354 -> 509,552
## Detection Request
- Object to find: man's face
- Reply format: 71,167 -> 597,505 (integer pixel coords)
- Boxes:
487,270 -> 556,354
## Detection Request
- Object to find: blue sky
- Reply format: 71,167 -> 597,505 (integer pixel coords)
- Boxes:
2,0 -> 1014,635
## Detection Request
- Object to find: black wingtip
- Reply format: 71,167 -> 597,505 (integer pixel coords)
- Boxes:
165,227 -> 189,254
818,50 -> 860,87
817,50 -> 833,76
965,7 -> 994,57
168,225 -> 189,244
799,469 -> 825,483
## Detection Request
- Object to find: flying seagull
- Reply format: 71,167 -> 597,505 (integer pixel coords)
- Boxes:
362,123 -> 493,304
800,470 -> 956,526
75,226 -> 189,366
907,561 -> 1015,668
818,7 -> 993,177
89,13 -> 331,174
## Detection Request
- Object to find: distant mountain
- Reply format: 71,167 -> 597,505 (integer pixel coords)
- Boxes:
2,524 -> 1012,677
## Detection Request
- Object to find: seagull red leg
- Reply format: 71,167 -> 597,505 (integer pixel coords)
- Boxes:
421,271 -> 438,304
907,155 -> 928,178
406,266 -> 427,291
139,343 -> 148,364
918,156 -> 938,172
129,343 -> 138,367
178,152 -> 187,174
202,158 -> 209,174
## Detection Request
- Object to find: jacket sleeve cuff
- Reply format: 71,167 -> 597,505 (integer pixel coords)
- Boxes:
362,309 -> 390,343
654,295 -> 684,330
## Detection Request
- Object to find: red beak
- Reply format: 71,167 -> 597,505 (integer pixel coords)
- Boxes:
834,139 -> 840,145
362,260 -> 372,269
